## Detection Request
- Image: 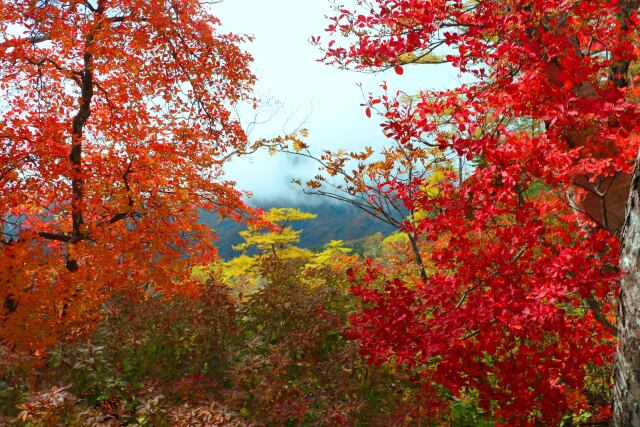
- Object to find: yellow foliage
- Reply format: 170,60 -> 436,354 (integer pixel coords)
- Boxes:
222,254 -> 262,297
196,208 -> 320,296
397,52 -> 445,64
191,264 -> 221,282
307,240 -> 352,268
266,207 -> 317,223
422,166 -> 453,199
233,208 -> 317,256
222,254 -> 257,280
381,233 -> 410,248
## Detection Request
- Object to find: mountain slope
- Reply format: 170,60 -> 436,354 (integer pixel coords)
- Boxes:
199,200 -> 395,260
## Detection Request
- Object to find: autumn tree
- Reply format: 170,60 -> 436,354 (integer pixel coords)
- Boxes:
321,0 -> 640,424
275,126 -> 456,283
194,208 -> 354,297
233,207 -> 316,259
0,0 -> 256,350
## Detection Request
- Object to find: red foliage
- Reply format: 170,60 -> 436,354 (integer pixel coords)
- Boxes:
327,0 -> 640,423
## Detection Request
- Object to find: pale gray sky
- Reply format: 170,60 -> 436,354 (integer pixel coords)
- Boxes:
215,0 -> 460,201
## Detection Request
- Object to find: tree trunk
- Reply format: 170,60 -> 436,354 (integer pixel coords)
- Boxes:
613,155 -> 640,426
407,233 -> 428,283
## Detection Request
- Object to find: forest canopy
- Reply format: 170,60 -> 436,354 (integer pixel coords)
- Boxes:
2,0 -> 640,426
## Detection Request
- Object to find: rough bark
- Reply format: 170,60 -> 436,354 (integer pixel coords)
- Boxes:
65,2 -> 104,271
573,173 -> 631,236
407,232 -> 428,283
608,3 -> 640,423
613,154 -> 640,426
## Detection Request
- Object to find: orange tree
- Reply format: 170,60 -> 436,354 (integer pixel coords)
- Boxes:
0,0 -> 256,351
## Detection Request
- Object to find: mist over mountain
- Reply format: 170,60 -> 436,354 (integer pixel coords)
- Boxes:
199,197 -> 394,260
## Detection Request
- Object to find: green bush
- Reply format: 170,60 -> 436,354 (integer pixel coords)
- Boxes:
47,284 -> 238,418
222,256 -> 431,426
3,255 -> 492,426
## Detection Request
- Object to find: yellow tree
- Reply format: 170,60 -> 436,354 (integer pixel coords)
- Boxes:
234,208 -> 316,259
200,208 -> 318,296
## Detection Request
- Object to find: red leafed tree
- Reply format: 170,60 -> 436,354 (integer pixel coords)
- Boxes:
323,0 -> 640,424
0,0 -> 256,350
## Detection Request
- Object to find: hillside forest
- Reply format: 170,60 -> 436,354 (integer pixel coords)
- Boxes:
3,0 -> 640,426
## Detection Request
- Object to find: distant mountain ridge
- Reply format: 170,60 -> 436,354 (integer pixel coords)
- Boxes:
199,199 -> 394,260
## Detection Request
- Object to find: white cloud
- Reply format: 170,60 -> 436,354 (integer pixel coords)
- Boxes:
214,0 -> 460,199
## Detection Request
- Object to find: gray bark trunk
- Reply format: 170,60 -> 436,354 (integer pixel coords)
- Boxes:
407,233 -> 428,283
613,155 -> 640,426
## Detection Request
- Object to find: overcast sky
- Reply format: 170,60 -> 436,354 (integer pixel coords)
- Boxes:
214,0 -> 460,202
